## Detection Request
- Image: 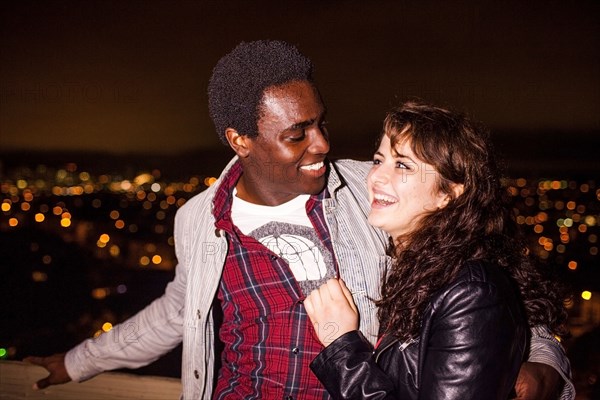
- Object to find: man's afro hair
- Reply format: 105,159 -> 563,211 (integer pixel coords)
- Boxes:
208,40 -> 314,145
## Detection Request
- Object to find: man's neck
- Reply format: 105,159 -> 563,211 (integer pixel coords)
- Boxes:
235,175 -> 300,206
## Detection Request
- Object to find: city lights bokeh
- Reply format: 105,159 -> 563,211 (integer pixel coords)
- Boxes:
0,159 -> 598,385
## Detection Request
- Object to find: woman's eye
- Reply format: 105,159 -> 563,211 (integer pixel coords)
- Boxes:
372,159 -> 381,165
396,161 -> 408,169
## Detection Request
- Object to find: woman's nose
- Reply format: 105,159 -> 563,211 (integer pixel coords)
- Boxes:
369,166 -> 389,185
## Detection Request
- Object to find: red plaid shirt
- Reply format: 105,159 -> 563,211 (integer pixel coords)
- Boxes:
212,161 -> 337,400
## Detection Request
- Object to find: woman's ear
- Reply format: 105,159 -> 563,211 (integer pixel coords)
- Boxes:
439,183 -> 464,208
225,128 -> 250,158
451,183 -> 465,199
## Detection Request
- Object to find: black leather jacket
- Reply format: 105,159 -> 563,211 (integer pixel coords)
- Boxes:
311,261 -> 527,399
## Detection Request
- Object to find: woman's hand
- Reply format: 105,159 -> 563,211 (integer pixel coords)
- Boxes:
304,278 -> 359,346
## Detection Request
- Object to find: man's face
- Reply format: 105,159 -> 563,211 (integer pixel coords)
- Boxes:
240,80 -> 330,206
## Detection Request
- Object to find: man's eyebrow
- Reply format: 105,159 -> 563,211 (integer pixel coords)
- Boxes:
288,119 -> 315,130
285,110 -> 327,131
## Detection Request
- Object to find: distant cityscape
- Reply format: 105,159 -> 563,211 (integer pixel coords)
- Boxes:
0,150 -> 599,392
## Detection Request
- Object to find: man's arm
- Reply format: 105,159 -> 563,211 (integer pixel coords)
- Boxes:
63,265 -> 187,382
514,325 -> 575,400
25,260 -> 187,389
514,362 -> 564,399
24,196 -> 204,389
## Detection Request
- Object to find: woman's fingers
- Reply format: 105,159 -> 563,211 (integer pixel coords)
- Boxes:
304,279 -> 360,347
337,279 -> 358,313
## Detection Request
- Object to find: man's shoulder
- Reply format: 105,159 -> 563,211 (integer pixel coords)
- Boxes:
331,158 -> 371,173
329,159 -> 371,186
176,186 -> 215,221
326,159 -> 373,210
177,156 -> 236,219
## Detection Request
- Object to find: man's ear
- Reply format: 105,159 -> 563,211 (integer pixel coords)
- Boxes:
225,128 -> 251,158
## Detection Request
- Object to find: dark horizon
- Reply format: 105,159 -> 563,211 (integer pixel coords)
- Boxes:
2,127 -> 599,180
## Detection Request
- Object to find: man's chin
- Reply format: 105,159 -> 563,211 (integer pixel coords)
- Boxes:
306,176 -> 327,195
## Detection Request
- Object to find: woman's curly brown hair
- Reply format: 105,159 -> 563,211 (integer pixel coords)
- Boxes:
376,100 -> 570,341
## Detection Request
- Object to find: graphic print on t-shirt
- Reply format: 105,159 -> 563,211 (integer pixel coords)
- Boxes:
250,221 -> 336,295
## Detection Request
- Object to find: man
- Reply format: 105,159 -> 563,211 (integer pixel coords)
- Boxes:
26,40 -> 574,399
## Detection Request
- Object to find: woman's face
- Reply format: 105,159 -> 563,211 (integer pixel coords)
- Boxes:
367,134 -> 449,238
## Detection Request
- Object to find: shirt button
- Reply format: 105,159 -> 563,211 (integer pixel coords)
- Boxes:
270,255 -> 278,261
193,369 -> 199,379
197,309 -> 201,319
292,347 -> 299,354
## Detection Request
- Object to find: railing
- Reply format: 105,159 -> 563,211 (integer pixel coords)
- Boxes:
0,360 -> 182,399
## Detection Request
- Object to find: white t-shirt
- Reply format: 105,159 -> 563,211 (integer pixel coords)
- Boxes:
231,189 -> 336,294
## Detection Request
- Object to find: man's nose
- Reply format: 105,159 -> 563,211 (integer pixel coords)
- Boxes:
308,127 -> 330,154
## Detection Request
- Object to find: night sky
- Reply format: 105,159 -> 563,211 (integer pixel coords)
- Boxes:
1,0 -> 599,159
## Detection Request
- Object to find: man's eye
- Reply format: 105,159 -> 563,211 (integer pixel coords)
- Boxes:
319,123 -> 329,136
372,159 -> 381,165
287,134 -> 305,142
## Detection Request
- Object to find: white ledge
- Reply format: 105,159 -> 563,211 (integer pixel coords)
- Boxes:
0,360 -> 182,399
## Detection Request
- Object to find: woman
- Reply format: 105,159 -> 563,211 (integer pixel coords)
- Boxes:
304,101 -> 568,399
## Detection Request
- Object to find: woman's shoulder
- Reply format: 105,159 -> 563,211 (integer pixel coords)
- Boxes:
430,260 -> 518,309
452,259 -> 509,286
